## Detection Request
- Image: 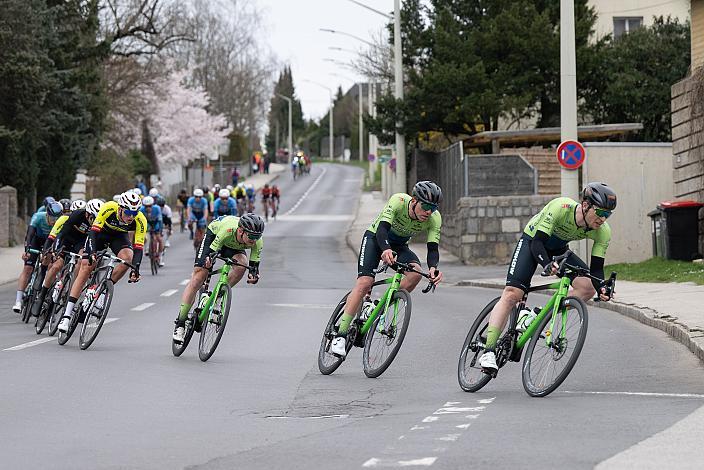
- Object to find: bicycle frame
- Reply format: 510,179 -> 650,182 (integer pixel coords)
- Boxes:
516,275 -> 574,350
359,272 -> 403,336
196,263 -> 232,324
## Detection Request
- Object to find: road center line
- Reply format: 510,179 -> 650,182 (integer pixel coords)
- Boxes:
131,302 -> 155,311
284,167 -> 327,216
160,289 -> 178,297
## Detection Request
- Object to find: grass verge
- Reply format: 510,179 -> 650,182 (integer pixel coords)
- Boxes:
606,257 -> 704,285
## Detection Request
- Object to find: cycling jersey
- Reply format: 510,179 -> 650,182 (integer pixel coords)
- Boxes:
233,187 -> 246,200
368,193 -> 442,245
161,204 -> 172,218
261,187 -> 272,199
214,198 -> 236,217
140,205 -> 163,232
245,188 -> 255,201
271,188 -> 280,199
88,201 -> 147,261
29,211 -> 54,239
206,215 -> 263,262
187,196 -> 208,216
47,209 -> 91,251
524,197 -> 611,258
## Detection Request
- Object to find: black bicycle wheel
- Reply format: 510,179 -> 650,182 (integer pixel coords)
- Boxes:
49,273 -> 72,337
57,304 -> 81,346
317,293 -> 350,375
362,289 -> 412,378
457,297 -> 502,392
78,280 -> 114,350
198,283 -> 231,361
35,294 -> 53,335
172,316 -> 195,357
522,296 -> 589,398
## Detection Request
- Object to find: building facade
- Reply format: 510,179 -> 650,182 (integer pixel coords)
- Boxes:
590,0 -> 690,40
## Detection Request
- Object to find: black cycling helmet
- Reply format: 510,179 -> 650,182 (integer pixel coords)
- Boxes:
238,213 -> 265,235
46,201 -> 63,217
582,182 -> 617,210
412,181 -> 443,205
58,198 -> 71,213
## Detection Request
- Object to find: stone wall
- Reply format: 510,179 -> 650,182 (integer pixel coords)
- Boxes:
0,186 -> 25,247
671,69 -> 704,254
441,194 -> 555,265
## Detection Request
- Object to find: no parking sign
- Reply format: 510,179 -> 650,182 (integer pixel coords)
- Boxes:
556,140 -> 586,170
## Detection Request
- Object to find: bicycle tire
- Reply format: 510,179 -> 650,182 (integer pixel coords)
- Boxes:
457,297 -> 501,392
57,305 -> 81,345
521,296 -> 588,398
172,315 -> 195,357
198,283 -> 231,361
317,293 -> 350,375
362,289 -> 412,378
35,295 -> 53,334
48,273 -> 72,337
78,280 -> 114,350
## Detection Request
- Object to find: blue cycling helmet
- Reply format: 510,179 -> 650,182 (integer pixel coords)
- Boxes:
46,201 -> 63,217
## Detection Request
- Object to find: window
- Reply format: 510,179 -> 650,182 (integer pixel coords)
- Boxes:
613,17 -> 643,38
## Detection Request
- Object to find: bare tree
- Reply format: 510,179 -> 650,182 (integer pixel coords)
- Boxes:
350,28 -> 394,85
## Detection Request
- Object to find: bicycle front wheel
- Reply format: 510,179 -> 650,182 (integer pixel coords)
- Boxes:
363,290 -> 412,378
172,315 -> 195,357
79,280 -> 114,350
317,293 -> 349,375
522,296 -> 588,397
458,297 -> 501,393
198,283 -> 231,361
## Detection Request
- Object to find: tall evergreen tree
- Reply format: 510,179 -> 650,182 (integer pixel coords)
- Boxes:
265,66 -> 304,155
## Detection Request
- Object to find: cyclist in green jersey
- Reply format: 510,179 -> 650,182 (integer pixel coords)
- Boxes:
173,213 -> 264,342
479,182 -> 617,372
331,181 -> 444,356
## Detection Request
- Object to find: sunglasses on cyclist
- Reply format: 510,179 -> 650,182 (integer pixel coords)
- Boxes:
593,207 -> 612,218
420,202 -> 438,213
121,208 -> 139,217
244,231 -> 262,241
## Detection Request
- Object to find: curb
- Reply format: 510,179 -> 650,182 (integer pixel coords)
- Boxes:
345,190 -> 365,258
456,279 -> 704,363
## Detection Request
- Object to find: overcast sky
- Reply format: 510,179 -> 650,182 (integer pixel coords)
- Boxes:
256,0 -> 391,120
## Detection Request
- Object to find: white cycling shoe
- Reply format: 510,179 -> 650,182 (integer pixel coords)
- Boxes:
173,326 -> 185,342
58,315 -> 72,333
330,336 -> 347,356
12,301 -> 21,313
479,351 -> 498,372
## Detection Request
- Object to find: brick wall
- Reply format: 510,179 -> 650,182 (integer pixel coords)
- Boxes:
441,194 -> 556,265
0,186 -> 24,247
671,68 -> 704,254
502,147 -> 560,195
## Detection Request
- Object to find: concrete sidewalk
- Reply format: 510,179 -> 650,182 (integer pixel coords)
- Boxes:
344,190 -> 704,363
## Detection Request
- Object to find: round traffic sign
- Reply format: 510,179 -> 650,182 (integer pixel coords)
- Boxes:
556,140 -> 586,170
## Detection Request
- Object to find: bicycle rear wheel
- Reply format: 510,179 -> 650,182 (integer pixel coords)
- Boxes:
172,315 -> 195,357
198,283 -> 231,361
458,297 -> 501,392
522,296 -> 588,397
363,290 -> 412,378
49,275 -> 71,336
317,293 -> 349,375
78,280 -> 114,350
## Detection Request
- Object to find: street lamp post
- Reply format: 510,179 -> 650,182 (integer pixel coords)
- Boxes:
302,79 -> 334,161
276,93 -> 293,165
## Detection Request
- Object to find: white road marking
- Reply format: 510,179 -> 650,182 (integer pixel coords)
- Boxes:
268,303 -> 334,309
435,434 -> 460,442
284,167 -> 327,216
179,279 -> 190,286
266,414 -> 349,420
275,215 -> 354,222
478,397 -> 496,403
362,457 -> 437,467
433,406 -> 484,414
563,391 -> 704,399
160,289 -> 178,297
4,317 -> 120,350
456,423 -> 471,429
4,337 -> 55,351
422,416 -> 439,423
131,302 -> 155,311
410,425 -> 427,431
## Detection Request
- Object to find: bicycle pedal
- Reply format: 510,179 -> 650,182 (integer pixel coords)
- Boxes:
481,367 -> 498,379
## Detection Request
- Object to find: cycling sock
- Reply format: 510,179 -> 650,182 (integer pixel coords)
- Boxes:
485,326 -> 502,350
178,302 -> 192,321
65,300 -> 76,317
338,313 -> 354,335
15,290 -> 23,303
40,286 -> 49,298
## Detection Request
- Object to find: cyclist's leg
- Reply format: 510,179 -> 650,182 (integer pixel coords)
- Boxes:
564,252 -> 595,301
108,234 -> 134,283
224,250 -> 247,286
177,230 -> 216,323
339,231 -> 381,334
395,245 -> 422,292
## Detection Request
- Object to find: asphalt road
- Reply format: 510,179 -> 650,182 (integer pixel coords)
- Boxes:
1,163 -> 703,469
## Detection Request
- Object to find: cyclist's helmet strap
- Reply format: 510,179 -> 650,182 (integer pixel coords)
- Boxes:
238,213 -> 265,235
582,182 -> 617,210
412,181 -> 443,205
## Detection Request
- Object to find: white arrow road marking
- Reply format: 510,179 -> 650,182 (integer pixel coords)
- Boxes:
131,303 -> 155,311
160,289 -> 178,297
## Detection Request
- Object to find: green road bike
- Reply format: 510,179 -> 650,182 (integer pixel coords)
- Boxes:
172,254 -> 256,362
318,261 -> 436,378
458,251 -> 616,397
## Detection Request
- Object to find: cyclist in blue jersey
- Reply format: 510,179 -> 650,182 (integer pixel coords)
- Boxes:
13,200 -> 63,313
141,196 -> 164,267
188,188 -> 209,249
245,184 -> 256,212
214,188 -> 237,217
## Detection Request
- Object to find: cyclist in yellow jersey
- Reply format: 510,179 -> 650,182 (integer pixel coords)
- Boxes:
58,191 -> 146,332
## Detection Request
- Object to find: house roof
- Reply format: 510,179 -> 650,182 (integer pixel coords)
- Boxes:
464,123 -> 644,147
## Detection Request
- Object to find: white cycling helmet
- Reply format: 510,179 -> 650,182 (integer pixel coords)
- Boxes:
86,199 -> 103,217
119,190 -> 142,211
133,187 -> 142,196
142,196 -> 155,206
70,199 -> 86,211
219,189 -> 230,198
194,188 -> 204,197
226,185 -> 233,191
237,183 -> 245,189
149,188 -> 159,197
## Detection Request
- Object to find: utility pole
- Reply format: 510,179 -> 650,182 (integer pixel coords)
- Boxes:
393,0 -> 406,193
